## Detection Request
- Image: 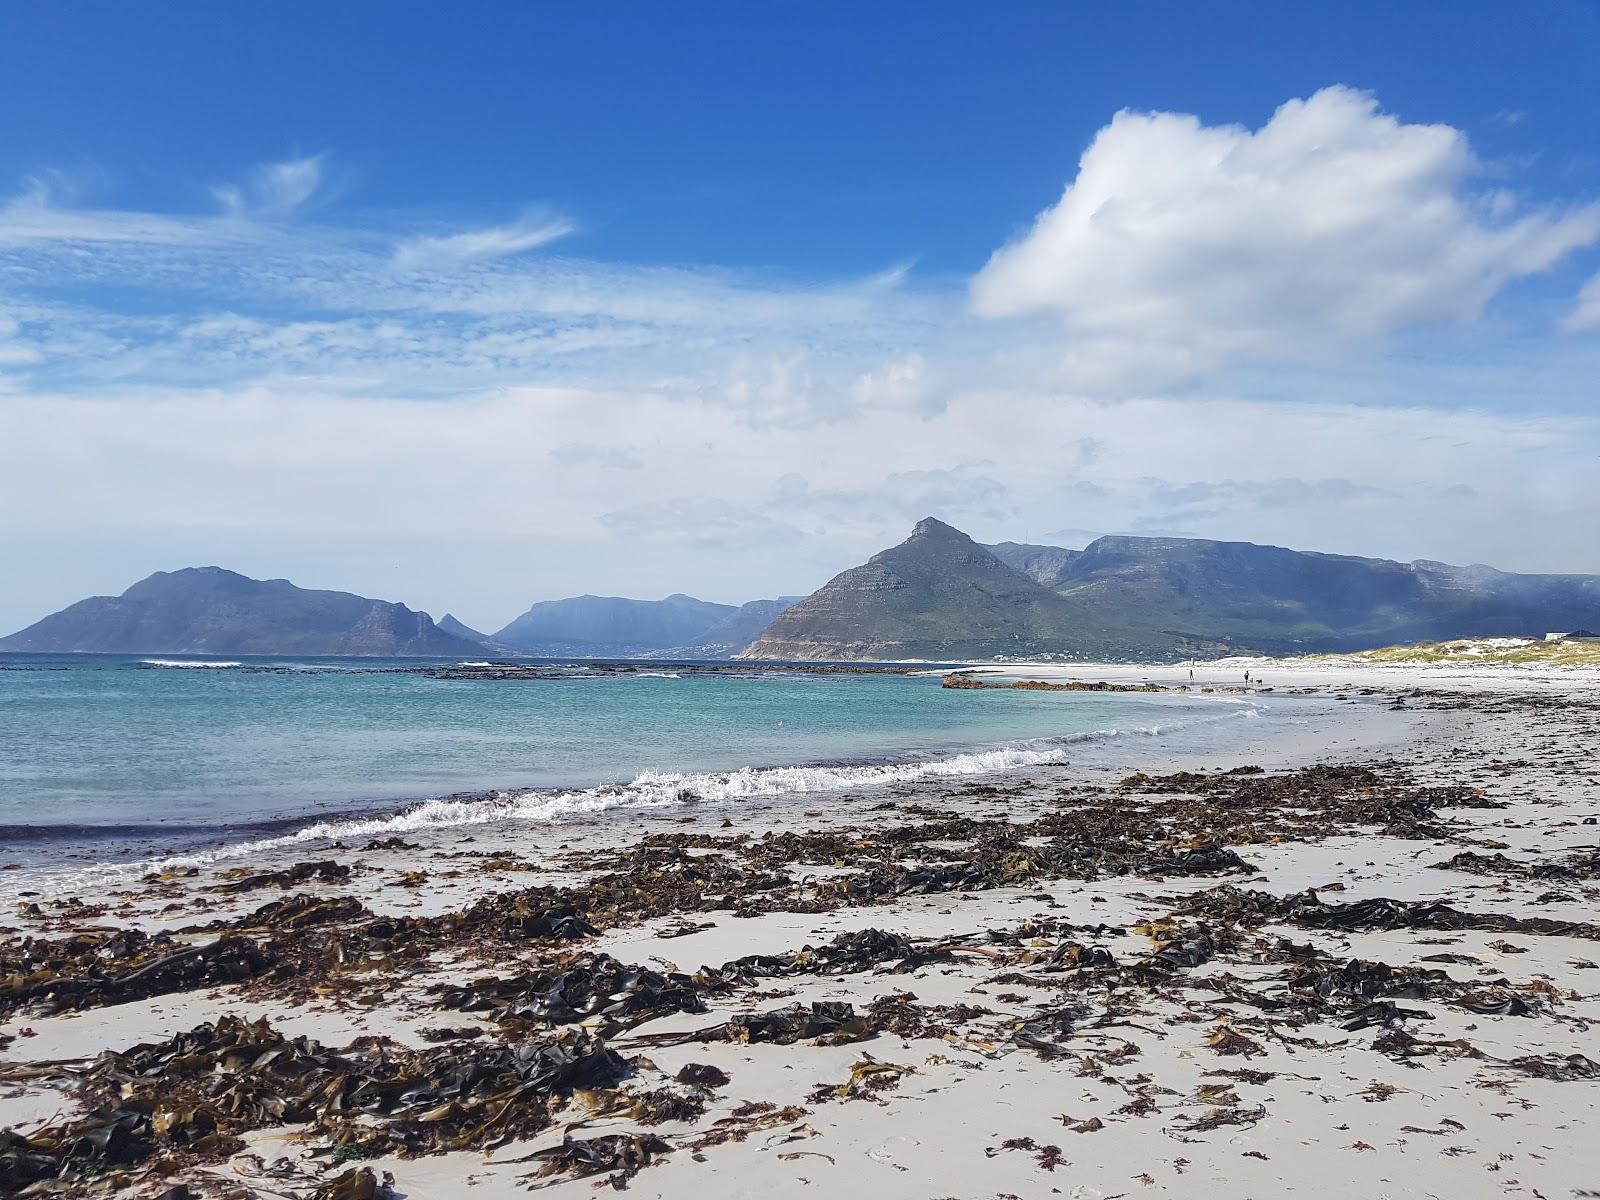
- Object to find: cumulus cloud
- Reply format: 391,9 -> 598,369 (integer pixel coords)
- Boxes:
849,353 -> 938,414
971,86 -> 1600,384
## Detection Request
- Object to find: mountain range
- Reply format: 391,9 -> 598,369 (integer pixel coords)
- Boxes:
491,593 -> 730,656
4,521 -> 1597,660
739,518 -> 1600,660
486,593 -> 802,657
738,518 -> 1087,661
0,567 -> 483,657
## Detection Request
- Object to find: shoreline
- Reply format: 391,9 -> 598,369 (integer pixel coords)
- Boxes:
1,683 -> 1295,879
2,663 -> 1597,1198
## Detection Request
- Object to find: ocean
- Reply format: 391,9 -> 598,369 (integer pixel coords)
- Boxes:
0,654 -> 1270,866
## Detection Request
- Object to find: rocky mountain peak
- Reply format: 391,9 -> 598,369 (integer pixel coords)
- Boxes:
908,516 -> 966,542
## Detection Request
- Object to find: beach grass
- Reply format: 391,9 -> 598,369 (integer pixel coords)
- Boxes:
1325,636 -> 1600,666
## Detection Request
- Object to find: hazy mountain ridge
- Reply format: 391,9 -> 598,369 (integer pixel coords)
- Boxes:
0,574 -> 801,662
436,614 -> 513,654
986,541 -> 1084,587
491,593 -> 739,656
669,596 -> 806,657
742,520 -> 1600,661
1001,534 -> 1600,654
488,593 -> 805,658
0,567 -> 483,657
8,529 -> 1597,663
437,613 -> 492,643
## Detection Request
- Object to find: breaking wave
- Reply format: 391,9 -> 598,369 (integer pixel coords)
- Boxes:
137,659 -> 243,669
67,703 -> 1265,887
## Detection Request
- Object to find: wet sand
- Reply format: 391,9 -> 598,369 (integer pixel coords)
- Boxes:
3,660 -> 1598,1198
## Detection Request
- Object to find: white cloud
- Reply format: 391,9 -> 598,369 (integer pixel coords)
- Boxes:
849,353 -> 936,413
0,177 -> 220,247
211,154 -> 327,218
1564,271 -> 1600,332
971,86 -> 1600,385
0,313 -> 41,366
769,465 -> 1012,528
393,212 -> 576,267
2,112 -> 1600,631
0,156 -> 330,249
549,442 -> 643,470
3,375 -> 1599,631
600,498 -> 804,551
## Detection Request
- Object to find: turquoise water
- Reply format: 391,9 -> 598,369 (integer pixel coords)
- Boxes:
0,654 -> 1261,861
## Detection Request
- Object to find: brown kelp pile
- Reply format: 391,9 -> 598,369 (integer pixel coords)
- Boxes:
1171,885 -> 1600,940
0,896 -> 598,1021
0,1016 -> 632,1193
439,953 -> 707,1033
1,932 -> 274,1019
942,675 -> 1165,692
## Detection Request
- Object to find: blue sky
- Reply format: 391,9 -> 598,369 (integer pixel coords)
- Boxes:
8,3 -> 1598,276
2,2 -> 1599,631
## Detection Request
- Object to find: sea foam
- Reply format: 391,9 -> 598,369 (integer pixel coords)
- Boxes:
137,659 -> 244,669
72,703 -> 1263,887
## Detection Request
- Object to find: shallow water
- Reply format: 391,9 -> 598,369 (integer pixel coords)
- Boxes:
0,653 -> 1267,862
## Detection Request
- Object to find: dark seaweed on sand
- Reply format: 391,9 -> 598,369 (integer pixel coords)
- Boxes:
4,736 -> 1600,1196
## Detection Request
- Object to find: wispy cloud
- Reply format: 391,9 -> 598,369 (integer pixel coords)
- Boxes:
392,211 -> 576,268
0,175 -> 219,247
0,186 -> 952,417
600,497 -> 805,551
0,155 -> 332,249
1563,270 -> 1600,332
211,154 -> 328,218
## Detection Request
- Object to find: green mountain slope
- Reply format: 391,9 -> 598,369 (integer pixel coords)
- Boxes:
739,518 -> 1139,660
